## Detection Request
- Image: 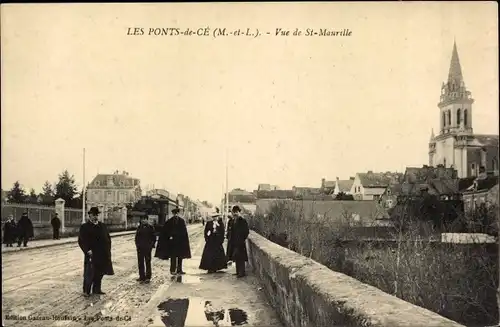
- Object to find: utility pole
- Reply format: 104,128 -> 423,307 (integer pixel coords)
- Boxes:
82,148 -> 86,224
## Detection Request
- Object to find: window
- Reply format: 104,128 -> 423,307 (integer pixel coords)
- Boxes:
373,195 -> 380,200
443,112 -> 446,127
387,199 -> 393,207
447,110 -> 451,125
464,109 -> 468,127
95,181 -> 100,186
107,191 -> 113,201
457,109 -> 461,125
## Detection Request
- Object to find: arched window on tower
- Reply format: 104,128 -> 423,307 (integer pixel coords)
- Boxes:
442,112 -> 446,127
457,109 -> 461,125
448,110 -> 451,125
464,109 -> 468,127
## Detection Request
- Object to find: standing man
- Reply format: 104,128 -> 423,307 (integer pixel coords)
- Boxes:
51,213 -> 61,240
226,213 -> 234,264
78,207 -> 114,297
229,206 -> 249,278
155,208 -> 191,275
17,212 -> 34,247
135,216 -> 156,283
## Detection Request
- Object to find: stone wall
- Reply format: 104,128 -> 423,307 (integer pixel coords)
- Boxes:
246,231 -> 465,327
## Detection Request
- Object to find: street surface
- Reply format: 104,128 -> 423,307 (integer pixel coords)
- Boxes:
2,224 -> 282,327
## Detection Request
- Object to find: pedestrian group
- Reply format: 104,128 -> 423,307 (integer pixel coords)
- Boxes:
74,204 -> 250,297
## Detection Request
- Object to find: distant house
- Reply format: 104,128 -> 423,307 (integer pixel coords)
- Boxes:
380,165 -> 461,209
226,189 -> 256,203
292,186 -> 322,197
1,190 -> 8,204
461,174 -> 499,212
350,171 -> 403,201
333,177 -> 355,196
257,184 -> 280,191
320,178 -> 336,194
255,190 -> 295,200
87,171 -> 142,221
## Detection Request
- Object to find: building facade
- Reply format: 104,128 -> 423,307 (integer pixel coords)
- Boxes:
350,171 -> 402,201
86,171 -> 142,221
428,41 -> 499,178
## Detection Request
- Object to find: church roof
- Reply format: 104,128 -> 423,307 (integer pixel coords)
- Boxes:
337,179 -> 354,192
474,134 -> 499,148
448,41 -> 464,84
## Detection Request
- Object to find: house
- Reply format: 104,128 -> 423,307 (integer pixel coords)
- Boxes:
87,171 -> 142,221
226,189 -> 256,203
255,190 -> 295,200
320,178 -> 336,194
380,165 -> 461,209
461,173 -> 499,212
350,171 -> 402,201
257,184 -> 280,191
333,177 -> 355,196
292,186 -> 322,197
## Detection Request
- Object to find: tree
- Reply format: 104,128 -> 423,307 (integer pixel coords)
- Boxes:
7,181 -> 27,203
27,188 -> 38,204
54,170 -> 78,205
41,181 -> 54,197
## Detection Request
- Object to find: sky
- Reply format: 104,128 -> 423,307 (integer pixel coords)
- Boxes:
1,2 -> 498,205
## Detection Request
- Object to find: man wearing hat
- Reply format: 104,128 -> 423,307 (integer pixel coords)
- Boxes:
17,212 -> 34,247
228,205 -> 249,278
155,208 -> 192,275
78,207 -> 114,297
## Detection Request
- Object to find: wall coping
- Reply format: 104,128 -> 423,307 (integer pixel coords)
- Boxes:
248,230 -> 465,327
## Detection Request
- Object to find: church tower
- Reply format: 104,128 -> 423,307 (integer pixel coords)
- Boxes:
437,41 -> 474,136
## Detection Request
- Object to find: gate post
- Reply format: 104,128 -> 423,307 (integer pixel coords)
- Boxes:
55,198 -> 66,232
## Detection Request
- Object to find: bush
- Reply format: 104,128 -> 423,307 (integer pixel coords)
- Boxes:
249,200 -> 499,326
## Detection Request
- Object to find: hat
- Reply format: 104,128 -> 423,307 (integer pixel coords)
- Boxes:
22,212 -> 28,217
231,205 -> 241,213
172,208 -> 180,214
88,207 -> 100,215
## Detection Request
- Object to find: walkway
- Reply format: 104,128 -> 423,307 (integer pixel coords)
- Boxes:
2,224 -> 282,327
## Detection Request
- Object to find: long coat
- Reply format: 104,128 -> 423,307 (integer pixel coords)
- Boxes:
17,216 -> 34,239
78,221 -> 114,275
135,223 -> 156,250
199,219 -> 227,271
155,216 -> 191,260
51,216 -> 61,229
228,216 -> 249,262
226,218 -> 234,261
3,221 -> 17,244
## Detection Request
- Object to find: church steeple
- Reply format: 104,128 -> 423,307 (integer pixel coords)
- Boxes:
447,40 -> 463,85
438,40 -> 474,135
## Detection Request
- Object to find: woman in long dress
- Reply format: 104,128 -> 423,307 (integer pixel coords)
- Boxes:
199,213 -> 227,273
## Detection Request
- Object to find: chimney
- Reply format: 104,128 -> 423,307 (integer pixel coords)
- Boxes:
336,177 -> 339,181
321,178 -> 325,188
367,170 -> 373,174
350,177 -> 355,180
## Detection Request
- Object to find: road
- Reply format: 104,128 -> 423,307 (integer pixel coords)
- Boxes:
2,224 -> 282,327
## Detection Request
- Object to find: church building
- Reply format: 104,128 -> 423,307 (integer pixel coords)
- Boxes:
428,41 -> 499,178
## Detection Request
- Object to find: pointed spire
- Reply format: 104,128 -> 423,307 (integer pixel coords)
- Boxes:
448,40 -> 463,84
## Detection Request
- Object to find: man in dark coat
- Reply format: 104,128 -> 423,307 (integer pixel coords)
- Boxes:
78,207 -> 114,297
17,212 -> 34,247
51,213 -> 61,240
135,216 -> 156,283
155,208 -> 191,275
226,213 -> 234,264
228,206 -> 249,278
3,215 -> 17,247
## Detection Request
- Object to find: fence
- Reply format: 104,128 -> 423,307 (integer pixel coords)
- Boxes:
65,208 -> 84,226
1,203 -> 55,225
